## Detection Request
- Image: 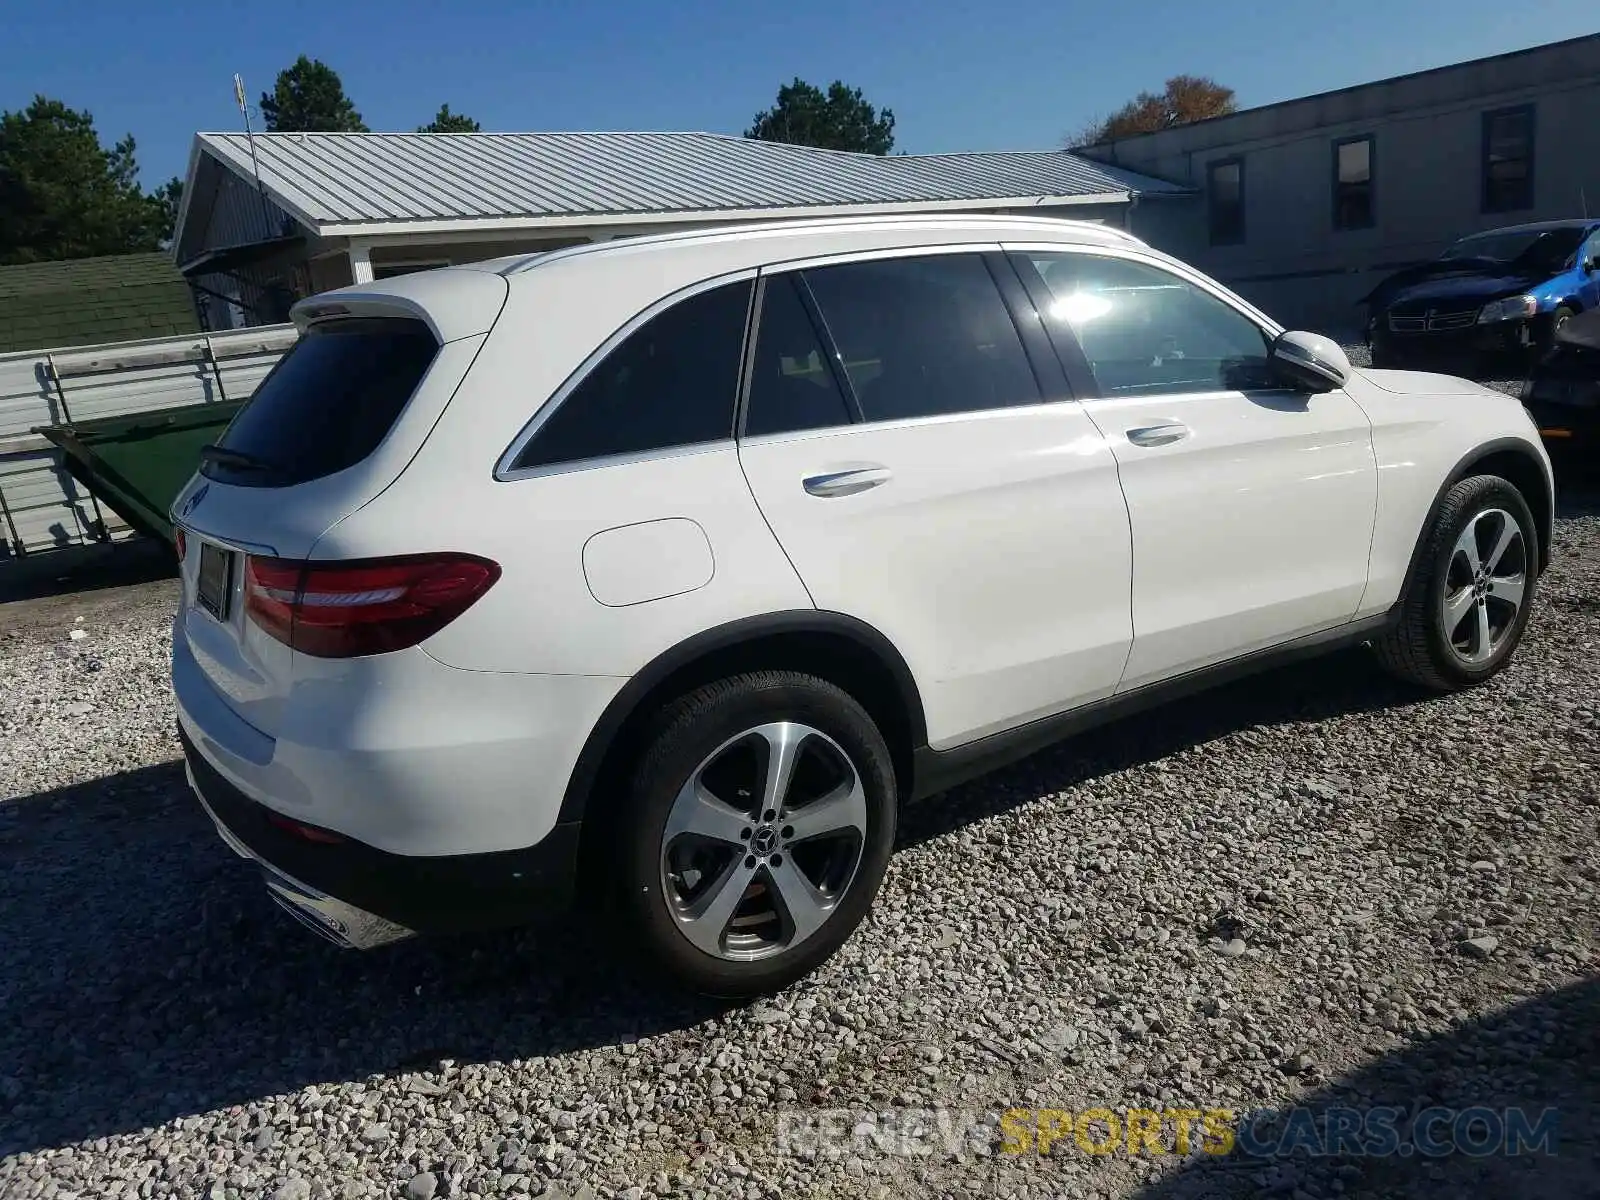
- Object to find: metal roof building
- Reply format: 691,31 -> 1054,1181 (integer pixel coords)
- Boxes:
1073,32 -> 1600,334
170,130 -> 1187,330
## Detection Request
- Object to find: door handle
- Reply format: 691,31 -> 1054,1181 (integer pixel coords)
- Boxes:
802,466 -> 892,498
1125,423 -> 1190,448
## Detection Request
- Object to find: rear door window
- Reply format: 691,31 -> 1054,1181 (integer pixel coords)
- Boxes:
205,317 -> 438,487
799,254 -> 1042,423
744,274 -> 856,438
513,279 -> 753,470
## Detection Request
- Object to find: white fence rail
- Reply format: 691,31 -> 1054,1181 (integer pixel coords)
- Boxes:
0,325 -> 296,559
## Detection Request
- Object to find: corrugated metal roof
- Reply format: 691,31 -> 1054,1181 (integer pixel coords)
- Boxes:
192,131 -> 1188,231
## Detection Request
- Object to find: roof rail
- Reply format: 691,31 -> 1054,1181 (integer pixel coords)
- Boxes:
500,213 -> 1144,275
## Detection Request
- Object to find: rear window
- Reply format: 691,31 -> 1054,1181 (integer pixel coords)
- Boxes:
203,318 -> 438,487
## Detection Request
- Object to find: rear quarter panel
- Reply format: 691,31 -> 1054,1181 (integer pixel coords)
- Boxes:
1345,369 -> 1552,618
310,251 -> 815,677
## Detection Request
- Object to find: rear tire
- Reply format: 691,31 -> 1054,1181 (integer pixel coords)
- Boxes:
613,671 -> 896,998
1372,474 -> 1538,690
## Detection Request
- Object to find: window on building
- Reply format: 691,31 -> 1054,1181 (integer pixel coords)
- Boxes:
513,279 -> 752,470
744,275 -> 856,438
1482,105 -> 1535,213
1018,252 -> 1274,397
1207,158 -> 1244,246
799,253 -> 1041,423
1333,136 -> 1374,230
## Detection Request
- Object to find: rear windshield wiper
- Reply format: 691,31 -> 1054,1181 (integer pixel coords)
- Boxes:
200,444 -> 286,476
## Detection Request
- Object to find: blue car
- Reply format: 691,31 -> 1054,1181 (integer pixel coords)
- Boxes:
1365,219 -> 1600,368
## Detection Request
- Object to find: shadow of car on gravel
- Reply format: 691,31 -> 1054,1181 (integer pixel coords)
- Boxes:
0,643 -> 1443,1158
0,756 -> 739,1160
1125,975 -> 1600,1200
0,535 -> 176,607
898,646 -> 1428,854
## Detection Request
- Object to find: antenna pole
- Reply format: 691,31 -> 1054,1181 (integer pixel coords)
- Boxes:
235,73 -> 274,237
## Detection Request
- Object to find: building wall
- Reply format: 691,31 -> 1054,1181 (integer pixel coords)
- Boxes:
307,253 -> 355,294
193,164 -> 292,252
1096,35 -> 1600,335
184,160 -> 313,331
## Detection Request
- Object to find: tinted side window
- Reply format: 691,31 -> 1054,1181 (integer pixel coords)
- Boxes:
801,254 -> 1040,423
745,274 -> 854,438
1023,253 -> 1273,396
206,318 -> 438,488
514,279 -> 752,470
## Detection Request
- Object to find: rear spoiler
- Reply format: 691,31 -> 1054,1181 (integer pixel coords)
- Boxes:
292,267 -> 509,344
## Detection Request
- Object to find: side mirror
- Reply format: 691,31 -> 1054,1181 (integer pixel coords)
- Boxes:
1271,330 -> 1353,391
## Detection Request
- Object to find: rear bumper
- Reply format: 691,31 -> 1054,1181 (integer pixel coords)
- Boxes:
170,619 -> 621,857
181,724 -> 582,941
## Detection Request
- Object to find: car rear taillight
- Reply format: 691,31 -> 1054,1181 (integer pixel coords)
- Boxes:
243,553 -> 501,658
174,528 -> 186,561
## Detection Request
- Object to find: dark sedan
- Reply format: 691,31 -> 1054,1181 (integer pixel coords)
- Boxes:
1365,220 -> 1600,369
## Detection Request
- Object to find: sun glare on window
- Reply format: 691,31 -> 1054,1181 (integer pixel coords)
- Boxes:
1050,292 -> 1114,325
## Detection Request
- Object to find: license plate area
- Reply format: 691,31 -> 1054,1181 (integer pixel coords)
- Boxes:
197,541 -> 234,621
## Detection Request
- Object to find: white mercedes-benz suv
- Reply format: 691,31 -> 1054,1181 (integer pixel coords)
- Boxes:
172,215 -> 1553,996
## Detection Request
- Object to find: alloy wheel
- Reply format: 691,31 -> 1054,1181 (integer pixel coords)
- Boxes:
659,721 -> 868,961
1440,507 -> 1528,665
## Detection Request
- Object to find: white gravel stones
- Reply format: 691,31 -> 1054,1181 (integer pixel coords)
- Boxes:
2,475 -> 1598,1199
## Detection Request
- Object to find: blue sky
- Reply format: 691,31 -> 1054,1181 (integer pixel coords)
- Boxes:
2,0 -> 1594,188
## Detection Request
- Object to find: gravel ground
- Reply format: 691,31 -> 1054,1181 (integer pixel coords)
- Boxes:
3,479 -> 1598,1198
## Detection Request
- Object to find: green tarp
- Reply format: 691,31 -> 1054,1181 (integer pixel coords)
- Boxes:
36,401 -> 244,544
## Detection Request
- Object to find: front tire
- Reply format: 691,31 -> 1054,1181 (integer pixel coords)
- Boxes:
1548,305 -> 1577,351
1372,474 -> 1538,690
615,671 -> 897,998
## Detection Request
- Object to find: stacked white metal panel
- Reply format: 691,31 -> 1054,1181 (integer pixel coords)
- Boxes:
0,325 -> 295,558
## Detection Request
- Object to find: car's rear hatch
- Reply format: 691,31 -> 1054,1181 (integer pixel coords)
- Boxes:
172,267 -> 508,736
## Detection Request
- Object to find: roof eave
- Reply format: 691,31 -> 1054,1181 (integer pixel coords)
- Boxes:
170,138 -> 209,264
316,192 -> 1143,240
191,133 -> 327,238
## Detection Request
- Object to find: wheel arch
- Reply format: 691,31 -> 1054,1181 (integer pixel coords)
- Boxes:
560,611 -> 927,839
1398,438 -> 1553,601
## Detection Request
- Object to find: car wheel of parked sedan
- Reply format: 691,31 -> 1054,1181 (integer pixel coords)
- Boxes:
616,671 -> 897,997
1373,474 -> 1538,691
1550,305 -> 1577,346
